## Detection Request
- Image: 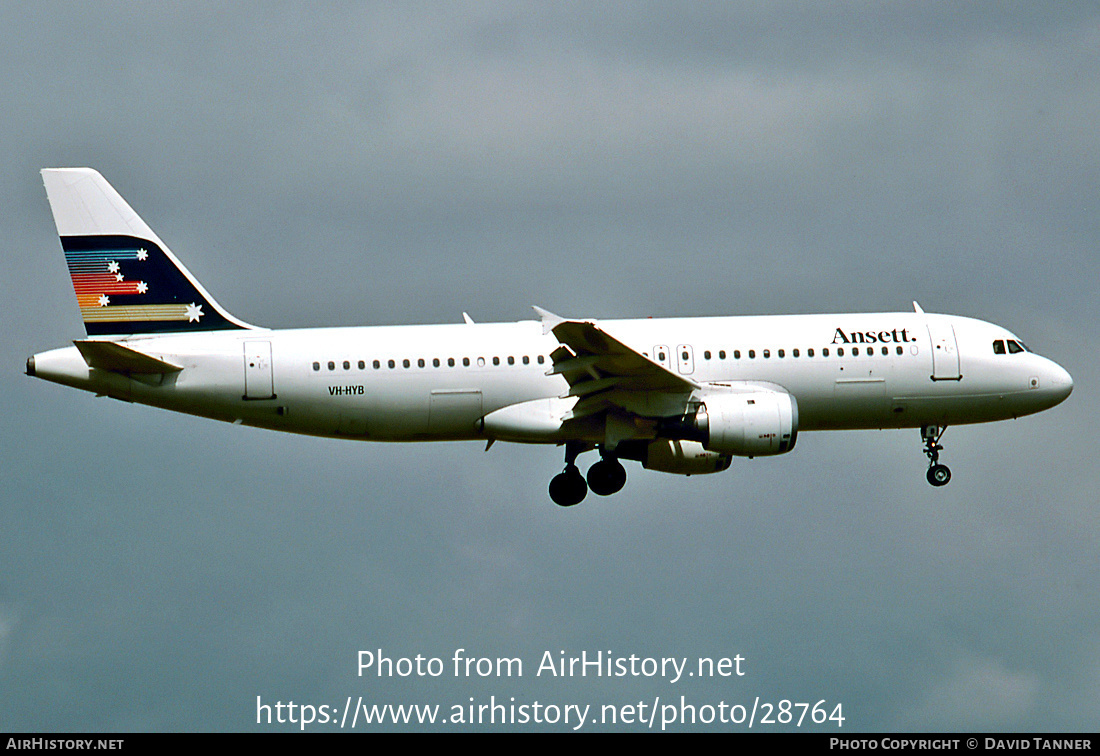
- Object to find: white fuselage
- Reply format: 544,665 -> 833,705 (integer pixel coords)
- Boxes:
30,311 -> 1073,443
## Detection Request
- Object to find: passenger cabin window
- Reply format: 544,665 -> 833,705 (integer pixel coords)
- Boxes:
312,362 -> 320,371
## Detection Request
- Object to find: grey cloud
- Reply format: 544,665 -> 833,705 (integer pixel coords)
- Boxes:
1,2 -> 1097,731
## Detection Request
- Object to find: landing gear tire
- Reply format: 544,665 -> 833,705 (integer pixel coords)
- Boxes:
921,425 -> 952,487
927,464 -> 951,487
587,459 -> 627,496
549,465 -> 588,507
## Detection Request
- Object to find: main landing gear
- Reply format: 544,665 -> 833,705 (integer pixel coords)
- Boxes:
922,425 -> 951,487
587,457 -> 627,497
548,442 -> 627,507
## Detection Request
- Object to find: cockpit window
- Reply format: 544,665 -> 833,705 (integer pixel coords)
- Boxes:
1007,340 -> 1024,354
993,340 -> 1006,354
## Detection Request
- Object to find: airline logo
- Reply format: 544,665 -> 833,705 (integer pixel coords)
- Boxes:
831,327 -> 917,345
59,235 -> 235,335
64,241 -> 201,323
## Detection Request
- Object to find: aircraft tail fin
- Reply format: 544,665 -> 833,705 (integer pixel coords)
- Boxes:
41,168 -> 253,336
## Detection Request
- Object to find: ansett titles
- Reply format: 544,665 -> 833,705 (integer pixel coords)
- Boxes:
832,327 -> 917,345
328,385 -> 365,396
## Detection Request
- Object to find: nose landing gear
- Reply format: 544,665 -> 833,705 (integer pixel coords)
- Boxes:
922,425 -> 951,487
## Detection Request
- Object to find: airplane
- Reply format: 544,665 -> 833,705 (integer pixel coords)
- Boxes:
26,168 -> 1074,506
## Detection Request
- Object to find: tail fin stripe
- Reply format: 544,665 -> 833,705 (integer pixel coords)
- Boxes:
79,304 -> 200,323
71,276 -> 145,297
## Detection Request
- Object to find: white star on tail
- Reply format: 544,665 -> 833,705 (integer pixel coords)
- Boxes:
136,281 -> 148,294
185,303 -> 203,322
115,273 -> 124,282
107,261 -> 120,273
136,248 -> 148,261
97,294 -> 110,307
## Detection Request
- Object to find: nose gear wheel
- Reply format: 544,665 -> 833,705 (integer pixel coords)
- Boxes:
921,425 -> 951,487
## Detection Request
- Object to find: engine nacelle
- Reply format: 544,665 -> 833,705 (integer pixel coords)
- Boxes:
635,439 -> 732,475
697,390 -> 798,457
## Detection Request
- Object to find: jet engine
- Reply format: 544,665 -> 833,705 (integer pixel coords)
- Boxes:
657,390 -> 798,458
696,390 -> 798,456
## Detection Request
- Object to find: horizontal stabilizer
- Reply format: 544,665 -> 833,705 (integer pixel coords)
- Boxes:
73,340 -> 183,374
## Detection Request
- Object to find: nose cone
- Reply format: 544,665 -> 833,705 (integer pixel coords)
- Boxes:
1047,361 -> 1073,406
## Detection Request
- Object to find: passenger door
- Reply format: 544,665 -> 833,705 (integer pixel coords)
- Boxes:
927,323 -> 961,381
243,341 -> 276,399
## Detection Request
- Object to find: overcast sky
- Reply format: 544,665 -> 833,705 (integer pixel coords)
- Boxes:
1,2 -> 1097,732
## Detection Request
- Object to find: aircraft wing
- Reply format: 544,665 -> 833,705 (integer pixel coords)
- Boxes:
536,308 -> 698,421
